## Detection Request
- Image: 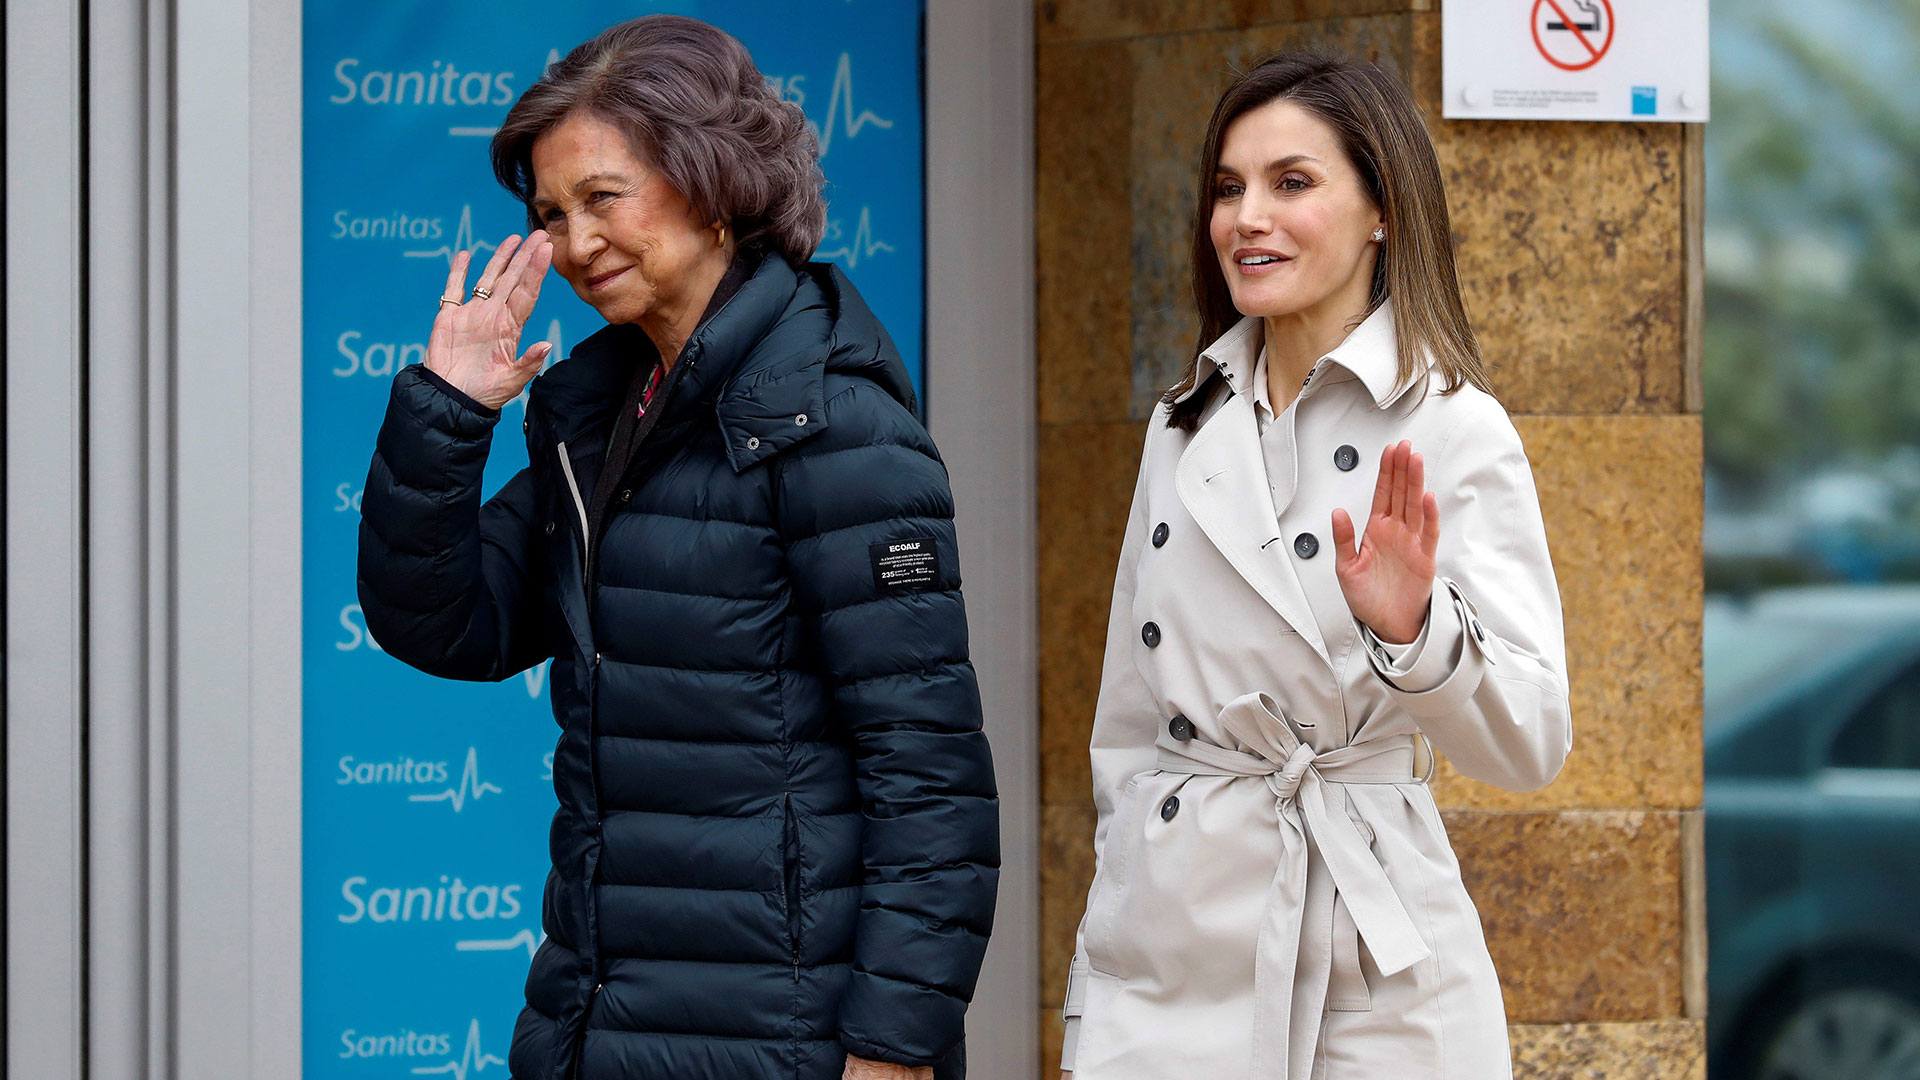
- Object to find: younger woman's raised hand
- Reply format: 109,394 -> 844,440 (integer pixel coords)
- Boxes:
1331,439 -> 1439,645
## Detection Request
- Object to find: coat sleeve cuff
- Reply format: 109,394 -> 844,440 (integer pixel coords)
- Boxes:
1359,578 -> 1454,693
400,363 -> 500,428
1364,606 -> 1431,675
838,1033 -> 939,1070
1363,577 -> 1493,712
408,359 -> 499,413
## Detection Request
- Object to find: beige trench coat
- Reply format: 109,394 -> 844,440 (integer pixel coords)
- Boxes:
1062,303 -> 1572,1079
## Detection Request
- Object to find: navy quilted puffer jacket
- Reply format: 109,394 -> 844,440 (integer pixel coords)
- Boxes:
357,256 -> 999,1080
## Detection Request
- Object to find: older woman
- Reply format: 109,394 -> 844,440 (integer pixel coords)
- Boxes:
1060,52 -> 1570,1078
356,16 -> 997,1080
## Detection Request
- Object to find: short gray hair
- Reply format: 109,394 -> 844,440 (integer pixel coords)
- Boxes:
491,15 -> 826,264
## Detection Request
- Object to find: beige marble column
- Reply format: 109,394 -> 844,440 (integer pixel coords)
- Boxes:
1033,2 -> 1706,1076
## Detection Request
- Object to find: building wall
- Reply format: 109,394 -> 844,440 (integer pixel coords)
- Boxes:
1033,2 -> 1706,1076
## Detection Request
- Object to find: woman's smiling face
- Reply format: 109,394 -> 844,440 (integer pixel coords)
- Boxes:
1208,98 -> 1383,321
529,110 -> 719,327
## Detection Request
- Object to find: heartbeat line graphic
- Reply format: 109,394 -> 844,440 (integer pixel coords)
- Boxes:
455,926 -> 545,961
410,1019 -> 507,1079
812,52 -> 893,158
816,206 -> 895,268
403,205 -> 495,267
408,747 -> 503,812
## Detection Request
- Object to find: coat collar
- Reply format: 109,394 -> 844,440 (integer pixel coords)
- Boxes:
528,258 -> 914,473
1174,300 -> 1427,410
1172,384 -> 1332,669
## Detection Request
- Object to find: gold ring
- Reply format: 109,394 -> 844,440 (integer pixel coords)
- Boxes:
471,285 -> 493,301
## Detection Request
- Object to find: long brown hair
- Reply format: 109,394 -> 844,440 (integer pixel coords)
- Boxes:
1165,50 -> 1489,430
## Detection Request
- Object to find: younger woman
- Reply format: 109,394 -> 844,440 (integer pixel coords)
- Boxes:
1061,51 -> 1571,1079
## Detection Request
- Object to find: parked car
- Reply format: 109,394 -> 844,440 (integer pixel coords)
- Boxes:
1705,586 -> 1920,1080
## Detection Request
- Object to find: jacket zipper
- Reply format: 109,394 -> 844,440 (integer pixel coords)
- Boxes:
556,441 -> 592,582
581,348 -> 698,580
551,352 -> 698,1076
782,792 -> 802,964
557,439 -> 602,1071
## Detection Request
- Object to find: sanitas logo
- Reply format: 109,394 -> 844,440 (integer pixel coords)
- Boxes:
332,209 -> 444,242
337,754 -> 449,787
331,316 -> 562,401
339,874 -> 524,924
334,330 -> 424,379
338,1027 -> 453,1060
329,58 -> 515,107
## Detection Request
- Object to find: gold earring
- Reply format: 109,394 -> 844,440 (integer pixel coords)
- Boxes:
717,225 -> 728,248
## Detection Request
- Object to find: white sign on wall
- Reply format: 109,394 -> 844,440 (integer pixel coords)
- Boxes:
1443,1 -> 1709,123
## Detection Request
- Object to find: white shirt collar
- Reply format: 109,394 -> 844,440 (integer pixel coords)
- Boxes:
1174,300 -> 1428,410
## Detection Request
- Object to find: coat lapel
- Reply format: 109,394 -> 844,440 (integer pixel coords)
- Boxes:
1174,390 -> 1332,668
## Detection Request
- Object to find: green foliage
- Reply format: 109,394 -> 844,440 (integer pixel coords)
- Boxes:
1705,3 -> 1920,487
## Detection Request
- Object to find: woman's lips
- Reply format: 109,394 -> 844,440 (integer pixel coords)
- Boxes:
1232,255 -> 1291,277
587,266 -> 629,291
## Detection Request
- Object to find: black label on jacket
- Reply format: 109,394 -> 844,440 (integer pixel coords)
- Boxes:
870,537 -> 940,595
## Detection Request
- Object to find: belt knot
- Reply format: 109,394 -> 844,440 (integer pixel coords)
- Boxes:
1266,742 -> 1318,802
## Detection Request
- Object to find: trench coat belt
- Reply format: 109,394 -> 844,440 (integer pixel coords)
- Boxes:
1154,691 -> 1435,1079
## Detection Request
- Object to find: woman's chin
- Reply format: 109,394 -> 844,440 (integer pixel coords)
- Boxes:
1230,290 -> 1307,319
586,294 -> 647,326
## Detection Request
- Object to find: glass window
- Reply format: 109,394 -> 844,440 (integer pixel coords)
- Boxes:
1705,4 -> 1920,1078
1828,661 -> 1920,770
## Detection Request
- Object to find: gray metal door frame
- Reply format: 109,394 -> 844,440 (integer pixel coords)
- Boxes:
5,0 -> 91,1069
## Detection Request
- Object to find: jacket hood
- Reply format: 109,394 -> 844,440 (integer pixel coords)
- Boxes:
529,255 -> 916,472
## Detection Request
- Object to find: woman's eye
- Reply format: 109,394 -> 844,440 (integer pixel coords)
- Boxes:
1216,181 -> 1243,198
589,191 -> 613,204
1279,175 -> 1310,192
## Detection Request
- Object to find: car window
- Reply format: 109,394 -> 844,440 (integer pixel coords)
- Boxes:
1828,660 -> 1920,770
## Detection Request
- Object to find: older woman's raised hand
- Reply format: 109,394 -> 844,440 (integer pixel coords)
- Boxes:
1331,439 -> 1440,645
426,231 -> 556,410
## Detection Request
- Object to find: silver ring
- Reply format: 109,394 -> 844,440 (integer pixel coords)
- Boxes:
471,285 -> 493,301
438,296 -> 461,308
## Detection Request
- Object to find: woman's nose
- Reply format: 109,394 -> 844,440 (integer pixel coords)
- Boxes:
1236,199 -> 1271,236
565,219 -> 605,267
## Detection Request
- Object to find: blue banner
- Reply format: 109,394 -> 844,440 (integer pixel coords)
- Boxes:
302,5 -> 924,1075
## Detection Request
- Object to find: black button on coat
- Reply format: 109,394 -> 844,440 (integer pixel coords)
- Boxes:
357,258 -> 999,1080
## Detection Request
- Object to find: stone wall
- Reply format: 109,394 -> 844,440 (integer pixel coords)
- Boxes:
1034,2 -> 1706,1076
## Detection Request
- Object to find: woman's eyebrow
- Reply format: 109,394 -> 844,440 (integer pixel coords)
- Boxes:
568,171 -> 632,190
532,171 -> 634,206
1215,154 -> 1323,177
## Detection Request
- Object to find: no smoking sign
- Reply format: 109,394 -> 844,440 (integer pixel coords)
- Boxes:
1443,0 -> 1706,123
1532,0 -> 1614,72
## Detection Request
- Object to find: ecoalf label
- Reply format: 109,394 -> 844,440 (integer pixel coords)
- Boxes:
869,536 -> 939,594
